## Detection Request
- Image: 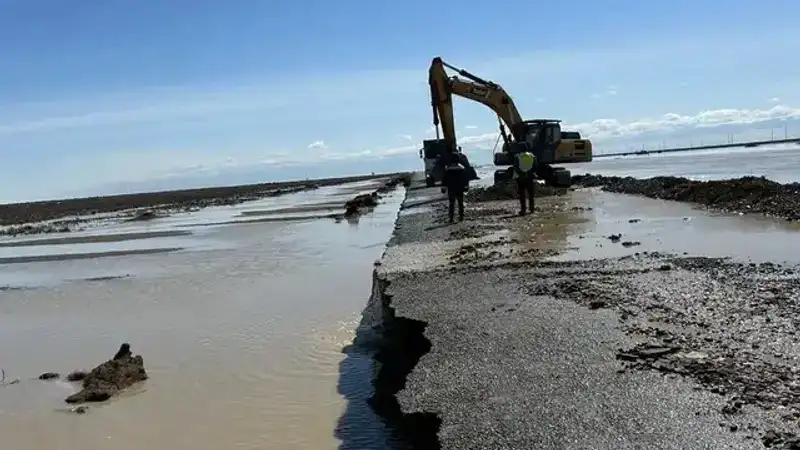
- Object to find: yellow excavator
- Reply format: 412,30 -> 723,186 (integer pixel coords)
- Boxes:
427,56 -> 592,187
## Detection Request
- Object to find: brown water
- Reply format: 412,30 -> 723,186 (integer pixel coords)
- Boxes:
0,179 -> 403,450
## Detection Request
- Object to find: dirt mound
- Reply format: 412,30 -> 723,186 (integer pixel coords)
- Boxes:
572,174 -> 800,221
465,183 -> 567,203
64,343 -> 148,404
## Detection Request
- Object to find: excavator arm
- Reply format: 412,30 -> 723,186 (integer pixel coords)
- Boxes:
429,56 -> 525,148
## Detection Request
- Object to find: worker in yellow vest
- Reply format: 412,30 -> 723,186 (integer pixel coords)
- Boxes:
513,151 -> 537,215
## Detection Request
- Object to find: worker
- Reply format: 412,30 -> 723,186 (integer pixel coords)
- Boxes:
442,153 -> 468,223
514,151 -> 536,215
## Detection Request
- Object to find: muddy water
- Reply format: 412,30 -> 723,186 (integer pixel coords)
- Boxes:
470,154 -> 800,265
0,179 -> 403,450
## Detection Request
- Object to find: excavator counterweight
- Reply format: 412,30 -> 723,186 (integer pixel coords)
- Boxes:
426,56 -> 593,188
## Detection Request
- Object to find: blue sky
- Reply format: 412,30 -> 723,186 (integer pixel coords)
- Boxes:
1,0 -> 800,202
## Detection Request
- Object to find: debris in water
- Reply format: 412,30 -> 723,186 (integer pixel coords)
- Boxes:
64,343 -> 148,404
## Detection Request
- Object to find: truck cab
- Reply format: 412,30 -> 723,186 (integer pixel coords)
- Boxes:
421,139 -> 448,187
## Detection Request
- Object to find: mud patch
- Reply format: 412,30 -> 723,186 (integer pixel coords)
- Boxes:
465,183 -> 568,203
0,230 -> 191,248
0,247 -> 182,265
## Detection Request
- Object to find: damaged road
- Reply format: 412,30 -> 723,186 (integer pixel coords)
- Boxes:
365,173 -> 800,449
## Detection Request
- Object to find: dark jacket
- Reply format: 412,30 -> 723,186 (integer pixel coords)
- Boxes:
435,151 -> 479,183
443,163 -> 468,190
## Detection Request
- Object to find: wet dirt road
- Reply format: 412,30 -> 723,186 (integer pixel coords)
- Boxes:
0,178 -> 404,450
373,172 -> 800,449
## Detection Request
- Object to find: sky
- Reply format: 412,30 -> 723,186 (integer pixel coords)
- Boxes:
1,0 -> 800,202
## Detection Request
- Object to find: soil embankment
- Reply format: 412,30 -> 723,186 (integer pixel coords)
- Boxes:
358,173 -> 800,449
464,182 -> 567,203
573,174 -> 800,221
0,172 -> 410,236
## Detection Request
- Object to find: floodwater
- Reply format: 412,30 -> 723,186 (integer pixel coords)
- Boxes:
0,178 -> 404,450
472,144 -> 800,264
2,145 -> 799,450
571,143 -> 800,182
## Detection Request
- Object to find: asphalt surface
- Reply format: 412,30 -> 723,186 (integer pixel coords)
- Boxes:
376,174 -> 773,449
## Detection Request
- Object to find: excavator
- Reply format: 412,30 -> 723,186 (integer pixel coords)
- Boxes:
427,56 -> 593,187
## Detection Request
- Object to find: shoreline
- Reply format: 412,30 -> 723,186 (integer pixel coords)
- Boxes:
0,172 -> 411,237
352,172 -> 800,448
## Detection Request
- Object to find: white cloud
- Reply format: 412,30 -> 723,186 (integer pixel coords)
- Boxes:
464,125 -> 478,130
569,104 -> 800,141
307,140 -> 327,149
378,104 -> 800,158
770,97 -> 781,103
398,134 -> 413,141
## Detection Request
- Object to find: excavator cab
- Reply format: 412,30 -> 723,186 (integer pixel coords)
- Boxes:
493,120 -> 570,187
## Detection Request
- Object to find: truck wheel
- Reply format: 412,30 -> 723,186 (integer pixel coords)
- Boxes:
426,177 -> 435,187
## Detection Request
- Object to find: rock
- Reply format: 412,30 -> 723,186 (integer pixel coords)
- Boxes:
64,344 -> 148,404
38,372 -> 60,380
621,241 -> 641,247
71,406 -> 89,414
617,344 -> 681,361
588,300 -> 608,310
607,234 -> 622,242
66,370 -> 88,382
128,210 -> 159,222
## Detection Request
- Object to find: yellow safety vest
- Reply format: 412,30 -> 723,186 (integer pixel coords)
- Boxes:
518,152 -> 535,172
514,152 -> 536,179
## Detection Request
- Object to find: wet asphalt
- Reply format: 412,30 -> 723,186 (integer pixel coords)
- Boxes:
377,174 -> 769,449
